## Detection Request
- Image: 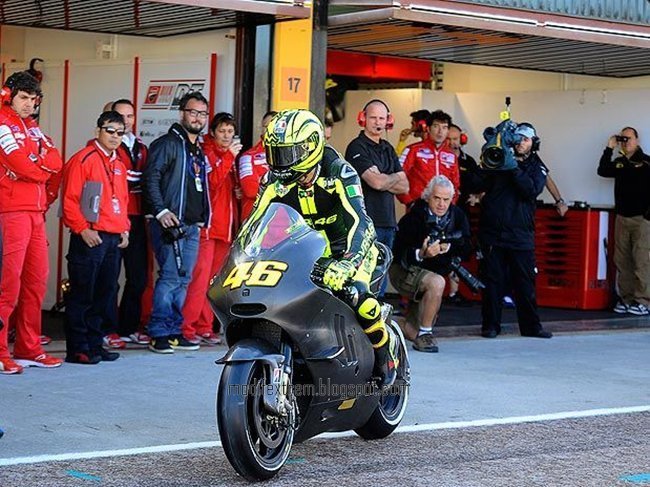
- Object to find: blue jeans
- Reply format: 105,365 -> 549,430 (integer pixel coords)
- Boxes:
148,221 -> 200,338
374,226 -> 396,297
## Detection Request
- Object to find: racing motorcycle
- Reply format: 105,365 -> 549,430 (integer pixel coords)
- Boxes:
208,203 -> 410,481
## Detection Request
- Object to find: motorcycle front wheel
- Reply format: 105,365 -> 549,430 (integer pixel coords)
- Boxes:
217,360 -> 295,481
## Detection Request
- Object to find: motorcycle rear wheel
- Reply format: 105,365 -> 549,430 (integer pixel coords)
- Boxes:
217,360 -> 295,481
355,321 -> 410,440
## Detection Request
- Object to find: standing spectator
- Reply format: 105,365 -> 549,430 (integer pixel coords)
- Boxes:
108,99 -> 151,346
395,109 -> 430,157
238,111 -> 276,222
182,112 -> 241,345
598,127 -> 650,315
0,71 -> 63,374
345,99 -> 409,295
61,111 -> 130,364
475,122 -> 552,339
142,92 -> 210,354
390,175 -> 471,352
398,110 -> 459,207
446,124 -> 481,306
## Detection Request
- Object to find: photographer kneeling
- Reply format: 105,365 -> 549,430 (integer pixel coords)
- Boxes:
390,175 -> 471,353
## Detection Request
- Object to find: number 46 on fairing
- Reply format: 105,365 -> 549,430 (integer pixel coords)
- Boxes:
222,261 -> 289,290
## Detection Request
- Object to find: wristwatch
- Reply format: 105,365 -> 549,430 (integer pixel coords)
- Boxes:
555,198 -> 565,206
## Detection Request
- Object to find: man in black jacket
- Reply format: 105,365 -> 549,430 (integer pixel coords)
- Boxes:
390,175 -> 471,352
598,127 -> 650,316
475,122 -> 552,339
142,92 -> 211,354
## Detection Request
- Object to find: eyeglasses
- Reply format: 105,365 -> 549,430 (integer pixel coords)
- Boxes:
183,109 -> 209,119
101,127 -> 125,136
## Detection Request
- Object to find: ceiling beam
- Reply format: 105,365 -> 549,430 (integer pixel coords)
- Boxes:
145,0 -> 310,18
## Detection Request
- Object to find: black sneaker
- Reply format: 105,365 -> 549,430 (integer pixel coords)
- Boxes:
149,336 -> 173,354
92,348 -> 120,362
65,352 -> 101,365
522,329 -> 553,339
169,334 -> 200,351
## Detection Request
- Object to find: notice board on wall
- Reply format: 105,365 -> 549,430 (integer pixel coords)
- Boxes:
138,59 -> 211,146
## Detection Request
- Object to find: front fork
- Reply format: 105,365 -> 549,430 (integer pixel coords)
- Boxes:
262,342 -> 293,417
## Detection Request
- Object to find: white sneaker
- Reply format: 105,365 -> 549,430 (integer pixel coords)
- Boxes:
627,302 -> 649,316
613,300 -> 629,314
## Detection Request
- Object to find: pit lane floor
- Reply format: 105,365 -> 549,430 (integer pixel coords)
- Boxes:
1,330 -> 649,486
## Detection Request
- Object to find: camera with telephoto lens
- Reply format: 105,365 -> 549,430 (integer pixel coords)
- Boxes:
480,119 -> 522,171
428,229 -> 485,293
162,224 -> 187,244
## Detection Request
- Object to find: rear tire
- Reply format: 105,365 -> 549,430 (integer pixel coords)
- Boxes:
355,320 -> 410,440
217,360 -> 295,481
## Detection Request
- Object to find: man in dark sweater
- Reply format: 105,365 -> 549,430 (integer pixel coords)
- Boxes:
598,127 -> 650,316
390,175 -> 471,352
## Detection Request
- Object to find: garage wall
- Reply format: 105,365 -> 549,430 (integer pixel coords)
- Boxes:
443,63 -> 650,92
332,87 -> 650,211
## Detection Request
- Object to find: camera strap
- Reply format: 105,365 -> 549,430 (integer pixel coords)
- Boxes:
171,239 -> 187,277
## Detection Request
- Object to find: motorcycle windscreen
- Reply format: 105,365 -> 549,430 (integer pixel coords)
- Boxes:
240,203 -> 319,257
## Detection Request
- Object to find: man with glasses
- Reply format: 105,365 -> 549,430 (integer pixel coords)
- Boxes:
0,71 -> 63,374
142,92 -> 211,354
61,111 -> 131,364
598,127 -> 650,316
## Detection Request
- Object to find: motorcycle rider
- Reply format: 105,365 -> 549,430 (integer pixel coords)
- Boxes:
240,109 -> 399,388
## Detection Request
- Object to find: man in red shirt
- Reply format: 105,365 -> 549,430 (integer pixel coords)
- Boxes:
0,71 -> 63,375
237,111 -> 276,221
61,111 -> 131,364
182,112 -> 241,345
398,110 -> 460,207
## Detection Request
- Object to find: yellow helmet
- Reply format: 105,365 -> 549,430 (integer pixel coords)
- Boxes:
263,109 -> 324,184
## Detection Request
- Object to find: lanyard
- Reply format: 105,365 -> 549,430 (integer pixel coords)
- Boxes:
187,150 -> 203,180
100,155 -> 116,197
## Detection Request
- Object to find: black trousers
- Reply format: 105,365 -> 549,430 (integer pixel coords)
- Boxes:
117,215 -> 148,336
480,244 -> 542,336
65,232 -> 121,355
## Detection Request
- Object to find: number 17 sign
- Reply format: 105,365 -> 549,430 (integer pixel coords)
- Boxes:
280,67 -> 309,106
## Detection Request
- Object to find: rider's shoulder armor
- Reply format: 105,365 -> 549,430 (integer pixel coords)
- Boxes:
320,155 -> 359,184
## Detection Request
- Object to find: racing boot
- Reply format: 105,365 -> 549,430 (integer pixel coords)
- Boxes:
373,324 -> 400,389
360,302 -> 399,389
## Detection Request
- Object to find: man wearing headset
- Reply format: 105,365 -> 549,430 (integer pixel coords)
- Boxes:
242,109 -> 400,388
0,71 -> 63,374
344,100 -> 409,297
474,122 -> 553,340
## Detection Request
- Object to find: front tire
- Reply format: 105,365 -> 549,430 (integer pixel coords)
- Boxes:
355,320 -> 410,440
217,360 -> 295,481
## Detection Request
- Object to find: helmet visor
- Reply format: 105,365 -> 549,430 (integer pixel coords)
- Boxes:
265,143 -> 309,170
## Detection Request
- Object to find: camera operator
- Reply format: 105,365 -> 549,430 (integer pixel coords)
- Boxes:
475,122 -> 552,339
389,175 -> 471,353
597,127 -> 650,316
142,92 -> 211,354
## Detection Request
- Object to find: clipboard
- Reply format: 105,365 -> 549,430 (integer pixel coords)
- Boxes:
80,181 -> 103,223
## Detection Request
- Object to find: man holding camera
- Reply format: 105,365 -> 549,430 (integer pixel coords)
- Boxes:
476,122 -> 552,339
143,92 -> 211,354
598,127 -> 650,316
390,175 -> 471,352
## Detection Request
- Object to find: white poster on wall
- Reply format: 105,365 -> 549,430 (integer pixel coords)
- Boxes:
139,78 -> 207,145
137,58 -> 212,146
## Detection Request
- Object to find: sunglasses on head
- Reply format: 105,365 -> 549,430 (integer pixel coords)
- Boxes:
101,126 -> 125,136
